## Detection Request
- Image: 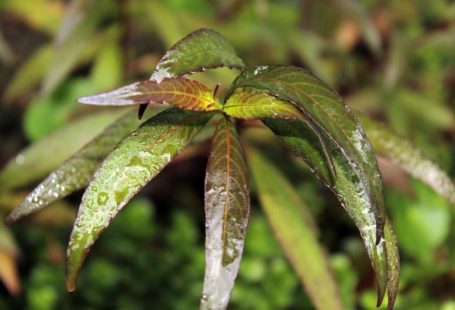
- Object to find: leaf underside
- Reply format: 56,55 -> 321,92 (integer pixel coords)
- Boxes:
248,148 -> 343,310
78,77 -> 219,111
359,115 -> 455,207
201,117 -> 250,310
150,28 -> 245,82
66,108 -> 212,292
5,110 -> 146,224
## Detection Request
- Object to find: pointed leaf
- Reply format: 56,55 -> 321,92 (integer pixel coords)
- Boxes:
248,148 -> 343,310
384,218 -> 400,310
0,110 -> 126,190
224,90 -> 336,181
151,28 -> 244,82
201,118 -> 250,310
78,77 -> 220,111
66,108 -> 211,291
5,110 -> 146,224
264,117 -> 388,306
358,115 -> 455,206
229,65 -> 386,249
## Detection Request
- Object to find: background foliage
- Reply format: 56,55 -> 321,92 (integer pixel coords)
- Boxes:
1,0 -> 455,309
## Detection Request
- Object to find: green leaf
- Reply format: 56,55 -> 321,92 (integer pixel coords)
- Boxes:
66,108 -> 212,292
263,117 -> 389,306
201,118 -> 250,310
358,115 -> 455,206
0,110 -> 126,190
78,77 -> 221,111
150,28 -> 244,82
224,90 -> 336,181
229,65 -> 386,246
384,218 -> 400,310
5,110 -> 147,224
248,148 -> 343,310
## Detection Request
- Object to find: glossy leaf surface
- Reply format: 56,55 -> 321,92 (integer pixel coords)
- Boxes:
359,115 -> 455,206
78,77 -> 220,111
66,109 -> 211,292
5,111 -> 146,224
0,110 -> 126,190
264,118 -> 389,306
229,65 -> 386,240
150,28 -> 244,82
202,118 -> 250,310
248,148 -> 343,310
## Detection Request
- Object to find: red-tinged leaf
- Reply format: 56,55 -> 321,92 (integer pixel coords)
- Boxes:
201,117 -> 250,310
78,77 -> 221,111
248,148 -> 343,310
66,109 -> 212,292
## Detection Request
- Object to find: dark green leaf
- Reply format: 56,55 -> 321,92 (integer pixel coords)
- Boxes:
358,115 -> 455,206
248,148 -> 343,310
66,108 -> 211,292
151,28 -> 244,82
202,118 -> 250,310
264,117 -> 389,306
229,65 -> 386,247
5,110 -> 146,224
78,77 -> 221,111
0,110 -> 126,190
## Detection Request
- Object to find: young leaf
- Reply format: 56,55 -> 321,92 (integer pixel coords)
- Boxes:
248,148 -> 343,310
78,77 -> 221,111
224,90 -> 336,182
66,108 -> 212,292
264,118 -> 389,306
151,28 -> 245,82
228,65 -> 386,243
0,110 -> 126,191
202,118 -> 250,310
358,115 -> 455,206
5,110 -> 146,224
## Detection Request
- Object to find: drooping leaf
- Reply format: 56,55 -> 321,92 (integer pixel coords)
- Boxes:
201,117 -> 250,310
0,110 -> 126,190
5,110 -> 149,224
384,218 -> 400,310
248,148 -> 343,310
358,115 -> 455,206
224,90 -> 336,181
229,65 -> 386,244
264,117 -> 389,306
78,77 -> 221,111
150,28 -> 244,82
66,108 -> 212,292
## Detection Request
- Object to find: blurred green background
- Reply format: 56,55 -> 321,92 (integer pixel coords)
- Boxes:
1,0 -> 455,309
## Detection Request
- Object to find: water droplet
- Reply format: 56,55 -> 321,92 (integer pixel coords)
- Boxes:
97,192 -> 109,205
15,154 -> 25,165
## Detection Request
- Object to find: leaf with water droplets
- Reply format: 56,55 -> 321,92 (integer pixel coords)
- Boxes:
264,117 -> 389,307
248,148 -> 343,310
201,117 -> 250,310
78,77 -> 220,111
358,114 -> 455,207
229,66 -> 386,242
5,110 -> 146,224
0,110 -> 126,191
66,108 -> 211,292
151,28 -> 244,82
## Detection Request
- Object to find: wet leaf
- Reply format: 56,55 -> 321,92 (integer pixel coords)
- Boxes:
5,110 -> 147,224
358,115 -> 455,206
264,117 -> 389,306
384,218 -> 400,310
0,110 -> 126,190
66,108 -> 212,292
229,65 -> 386,243
248,148 -> 343,310
202,118 -> 250,310
78,77 -> 221,111
151,28 -> 244,82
